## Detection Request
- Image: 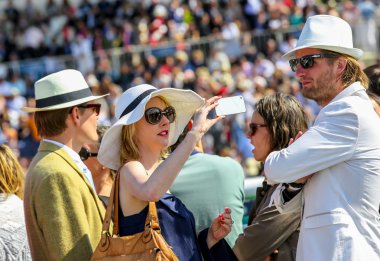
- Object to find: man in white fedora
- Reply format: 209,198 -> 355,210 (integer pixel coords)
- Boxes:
264,15 -> 380,260
23,69 -> 109,260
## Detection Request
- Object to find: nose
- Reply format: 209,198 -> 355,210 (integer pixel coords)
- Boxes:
160,114 -> 170,125
246,133 -> 252,139
295,64 -> 307,78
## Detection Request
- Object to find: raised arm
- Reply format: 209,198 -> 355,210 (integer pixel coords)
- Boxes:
121,96 -> 224,201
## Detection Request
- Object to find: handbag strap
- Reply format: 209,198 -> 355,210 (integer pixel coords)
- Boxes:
147,202 -> 160,230
100,168 -> 119,236
102,168 -> 162,236
111,170 -> 164,234
112,169 -> 121,235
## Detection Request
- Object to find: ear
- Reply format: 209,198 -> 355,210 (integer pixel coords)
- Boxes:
69,107 -> 81,125
336,57 -> 347,75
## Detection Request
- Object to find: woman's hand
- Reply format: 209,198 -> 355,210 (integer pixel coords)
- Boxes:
190,96 -> 224,141
206,207 -> 233,249
288,131 -> 303,146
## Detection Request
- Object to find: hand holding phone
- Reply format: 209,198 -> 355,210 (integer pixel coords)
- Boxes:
215,96 -> 246,116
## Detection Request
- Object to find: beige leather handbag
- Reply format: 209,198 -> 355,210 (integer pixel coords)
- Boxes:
91,172 -> 179,261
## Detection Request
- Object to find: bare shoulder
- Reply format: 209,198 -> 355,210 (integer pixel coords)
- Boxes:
119,161 -> 148,180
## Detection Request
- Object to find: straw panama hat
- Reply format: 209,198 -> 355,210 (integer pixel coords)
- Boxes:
23,69 -> 108,112
98,84 -> 205,170
283,15 -> 363,60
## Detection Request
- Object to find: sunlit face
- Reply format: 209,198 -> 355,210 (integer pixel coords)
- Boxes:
77,103 -> 100,145
295,48 -> 340,107
247,112 -> 271,162
134,97 -> 171,151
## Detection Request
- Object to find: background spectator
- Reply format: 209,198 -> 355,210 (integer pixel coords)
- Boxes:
81,125 -> 115,207
170,120 -> 245,248
0,0 -> 378,175
0,144 -> 31,260
364,64 -> 380,116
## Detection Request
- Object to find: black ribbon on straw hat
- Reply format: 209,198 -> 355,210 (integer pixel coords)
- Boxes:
36,88 -> 93,108
119,89 -> 155,119
22,69 -> 109,112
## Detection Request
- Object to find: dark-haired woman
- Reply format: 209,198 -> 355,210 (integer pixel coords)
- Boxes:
233,93 -> 309,261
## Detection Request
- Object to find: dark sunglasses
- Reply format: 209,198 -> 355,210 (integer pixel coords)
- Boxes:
249,123 -> 267,136
289,54 -> 338,72
79,147 -> 98,161
144,106 -> 176,125
70,103 -> 101,116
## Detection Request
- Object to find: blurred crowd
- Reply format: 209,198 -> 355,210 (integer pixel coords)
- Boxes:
0,0 -> 379,173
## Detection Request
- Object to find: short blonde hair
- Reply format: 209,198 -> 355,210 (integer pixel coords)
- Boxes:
0,145 -> 25,198
34,107 -> 71,137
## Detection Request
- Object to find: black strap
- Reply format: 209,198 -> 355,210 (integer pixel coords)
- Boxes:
288,182 -> 305,189
119,89 -> 155,118
36,88 -> 93,108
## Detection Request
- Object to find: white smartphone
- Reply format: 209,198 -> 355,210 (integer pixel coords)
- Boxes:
215,96 -> 246,116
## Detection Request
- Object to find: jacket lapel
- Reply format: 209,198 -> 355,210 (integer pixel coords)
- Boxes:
38,141 -> 106,220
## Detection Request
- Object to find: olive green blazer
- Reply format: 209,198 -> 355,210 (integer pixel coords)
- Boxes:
24,141 -> 105,261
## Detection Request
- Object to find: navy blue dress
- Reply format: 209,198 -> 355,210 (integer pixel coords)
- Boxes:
119,193 -> 203,261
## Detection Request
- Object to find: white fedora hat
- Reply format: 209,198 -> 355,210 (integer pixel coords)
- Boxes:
283,15 -> 363,60
98,84 -> 205,170
23,69 -> 108,112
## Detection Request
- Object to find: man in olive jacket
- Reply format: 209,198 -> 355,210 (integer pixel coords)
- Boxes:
23,69 -> 108,260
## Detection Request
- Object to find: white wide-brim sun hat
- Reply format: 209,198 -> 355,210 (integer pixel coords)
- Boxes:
283,15 -> 363,60
98,84 -> 205,170
23,69 -> 108,112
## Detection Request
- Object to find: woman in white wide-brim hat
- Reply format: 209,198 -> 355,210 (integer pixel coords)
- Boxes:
98,84 -> 233,260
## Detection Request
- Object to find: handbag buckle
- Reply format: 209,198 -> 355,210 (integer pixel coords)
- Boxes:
99,230 -> 111,251
142,222 -> 153,243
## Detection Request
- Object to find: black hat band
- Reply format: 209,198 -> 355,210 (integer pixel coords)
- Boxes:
119,89 -> 155,119
35,88 -> 93,108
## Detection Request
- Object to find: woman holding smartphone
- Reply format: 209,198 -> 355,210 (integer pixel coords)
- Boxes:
98,84 -> 234,260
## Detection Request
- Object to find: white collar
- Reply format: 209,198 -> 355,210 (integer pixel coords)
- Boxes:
43,138 -> 82,163
330,82 -> 364,104
43,139 -> 96,192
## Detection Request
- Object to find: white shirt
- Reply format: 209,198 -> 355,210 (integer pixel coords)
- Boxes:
265,82 -> 380,260
43,139 -> 96,192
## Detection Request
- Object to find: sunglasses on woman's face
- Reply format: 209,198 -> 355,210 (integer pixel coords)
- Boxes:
289,54 -> 338,72
79,147 -> 98,161
144,106 -> 176,125
248,123 -> 267,136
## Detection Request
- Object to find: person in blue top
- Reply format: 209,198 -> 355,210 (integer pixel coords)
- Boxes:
97,84 -> 234,260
